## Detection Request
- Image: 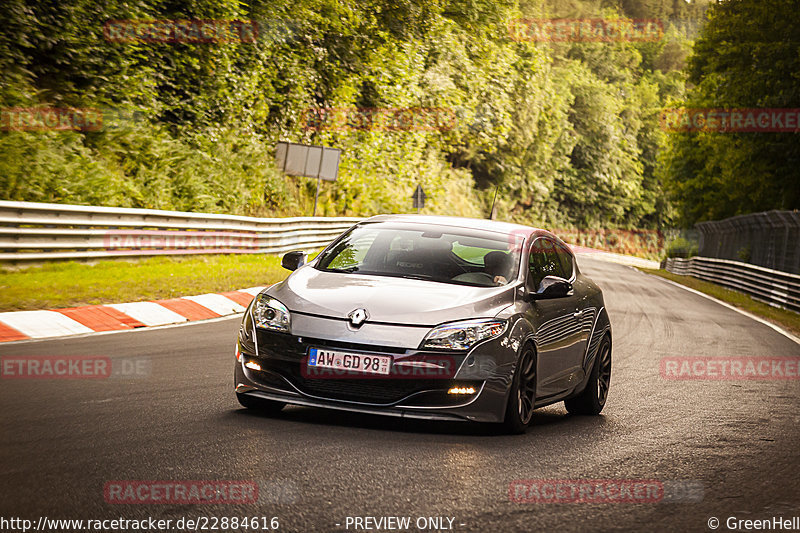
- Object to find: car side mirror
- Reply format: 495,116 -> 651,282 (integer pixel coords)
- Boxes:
281,251 -> 307,271
531,276 -> 573,300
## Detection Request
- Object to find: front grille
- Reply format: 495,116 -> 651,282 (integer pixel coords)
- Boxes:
294,376 -> 449,404
299,336 -> 410,355
262,359 -> 451,404
254,330 -> 413,363
251,330 -> 474,405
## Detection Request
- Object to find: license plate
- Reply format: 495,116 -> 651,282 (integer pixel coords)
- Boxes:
308,348 -> 392,375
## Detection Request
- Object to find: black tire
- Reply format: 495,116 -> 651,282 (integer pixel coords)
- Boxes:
564,335 -> 611,415
236,392 -> 285,413
502,344 -> 537,434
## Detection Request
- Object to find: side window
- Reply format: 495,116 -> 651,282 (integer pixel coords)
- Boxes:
554,242 -> 574,279
326,232 -> 377,270
528,238 -> 565,289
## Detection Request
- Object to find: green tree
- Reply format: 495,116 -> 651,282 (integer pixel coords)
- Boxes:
661,0 -> 800,224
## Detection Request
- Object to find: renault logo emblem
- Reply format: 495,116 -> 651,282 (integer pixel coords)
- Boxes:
348,308 -> 368,327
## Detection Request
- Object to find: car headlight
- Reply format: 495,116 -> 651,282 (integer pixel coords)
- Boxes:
252,294 -> 291,333
422,319 -> 507,351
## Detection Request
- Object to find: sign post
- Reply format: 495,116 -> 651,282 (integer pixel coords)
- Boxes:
275,141 -> 341,216
411,184 -> 427,214
488,183 -> 499,220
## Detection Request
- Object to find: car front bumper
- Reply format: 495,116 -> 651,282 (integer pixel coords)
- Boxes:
233,326 -> 518,423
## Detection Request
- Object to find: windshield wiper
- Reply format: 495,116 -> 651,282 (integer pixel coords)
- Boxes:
396,273 -> 435,281
325,266 -> 360,273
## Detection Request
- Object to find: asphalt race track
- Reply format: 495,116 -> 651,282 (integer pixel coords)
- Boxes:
1,256 -> 799,532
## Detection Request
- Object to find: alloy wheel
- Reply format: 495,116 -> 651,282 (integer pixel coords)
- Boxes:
517,348 -> 536,425
596,342 -> 612,406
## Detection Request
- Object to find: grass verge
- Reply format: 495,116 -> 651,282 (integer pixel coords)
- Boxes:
0,254 -> 292,312
638,268 -> 800,338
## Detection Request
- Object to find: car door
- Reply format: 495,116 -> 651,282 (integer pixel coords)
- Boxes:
553,240 -> 593,373
524,237 -> 584,397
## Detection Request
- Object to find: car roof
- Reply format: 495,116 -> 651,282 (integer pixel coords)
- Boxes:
360,214 -> 556,240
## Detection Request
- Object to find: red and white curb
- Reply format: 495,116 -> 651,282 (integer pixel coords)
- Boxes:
0,247 -> 654,344
0,286 -> 266,343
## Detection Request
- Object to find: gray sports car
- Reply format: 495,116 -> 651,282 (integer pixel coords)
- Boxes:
234,215 -> 611,433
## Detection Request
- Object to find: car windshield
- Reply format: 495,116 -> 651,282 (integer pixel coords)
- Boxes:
316,223 -> 524,287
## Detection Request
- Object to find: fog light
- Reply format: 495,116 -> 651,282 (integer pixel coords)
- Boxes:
448,386 -> 476,395
245,360 -> 261,371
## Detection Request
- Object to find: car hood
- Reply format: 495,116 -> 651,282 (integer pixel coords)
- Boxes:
266,265 -> 515,326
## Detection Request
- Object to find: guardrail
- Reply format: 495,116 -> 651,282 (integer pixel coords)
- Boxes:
696,210 -> 800,275
0,200 -> 361,261
663,256 -> 800,313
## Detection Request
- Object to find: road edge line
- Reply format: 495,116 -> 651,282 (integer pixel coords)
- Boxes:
635,268 -> 800,346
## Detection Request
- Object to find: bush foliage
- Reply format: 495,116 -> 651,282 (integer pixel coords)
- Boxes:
1,0 -> 714,227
